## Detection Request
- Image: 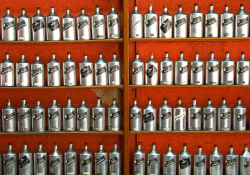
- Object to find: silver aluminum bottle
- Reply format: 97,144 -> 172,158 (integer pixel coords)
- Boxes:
64,142 -> 77,175
47,53 -> 61,86
160,52 -> 173,85
221,52 -> 235,85
130,98 -> 142,131
235,4 -> 249,37
178,143 -> 191,175
220,5 -> 234,38
163,144 -> 176,175
218,97 -> 231,131
236,52 -> 249,85
46,7 -> 61,41
17,8 -> 31,41
95,52 -> 108,85
63,52 -> 76,86
205,4 -> 219,38
31,54 -> 45,87
144,4 -> 158,38
80,143 -> 92,175
109,142 -> 121,175
133,143 -> 145,175
174,5 -> 187,38
108,98 -> 121,131
92,5 -> 105,40
3,143 -> 17,175
240,144 -> 250,175
130,5 -> 143,38
1,52 -> 14,86
32,99 -> 45,132
17,98 -> 31,132
109,52 -> 121,85
159,6 -> 172,38
92,97 -> 105,131
77,98 -> 90,132
32,7 -> 46,41
233,97 -> 246,131
49,143 -> 63,175
203,98 -> 217,131
80,54 -> 93,86
19,143 -> 33,175
188,98 -> 201,131
63,97 -> 76,131
173,98 -> 186,131
143,97 -> 157,131
209,144 -> 223,175
77,8 -> 91,40
147,143 -> 160,175
1,7 -> 16,41
34,142 -> 47,175
175,52 -> 188,85
206,52 -> 219,85
16,54 -> 30,87
48,98 -> 61,132
189,3 -> 203,38
95,143 -> 108,175
131,52 -> 144,85
2,99 -> 16,132
62,7 -> 76,41
145,53 -> 158,85
194,146 -> 206,175
191,52 -> 204,85
159,98 -> 172,131
225,145 -> 238,175
107,5 -> 120,39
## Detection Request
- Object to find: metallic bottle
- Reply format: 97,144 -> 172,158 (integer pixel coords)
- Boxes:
63,97 -> 76,131
109,52 -> 121,85
130,98 -> 142,131
64,142 -> 77,175
194,146 -> 206,175
49,143 -> 63,175
32,7 -> 46,41
143,98 -> 156,131
34,142 -> 47,175
62,7 -> 76,41
240,144 -> 250,175
189,3 -> 203,38
77,8 -> 91,40
159,98 -> 172,131
175,51 -> 188,85
80,143 -> 92,175
233,97 -> 246,131
3,143 -> 17,175
220,4 -> 234,38
188,98 -> 201,131
159,6 -> 172,38
130,5 -> 143,38
47,53 -> 61,86
48,98 -> 61,132
160,52 -> 173,85
174,5 -> 187,38
95,52 -> 108,85
133,143 -> 145,175
163,144 -> 176,175
17,8 -> 31,41
1,52 -> 14,86
203,98 -> 217,131
209,144 -> 223,175
79,54 -> 93,86
95,143 -> 108,175
218,97 -> 231,131
77,98 -> 90,131
225,145 -> 238,175
17,98 -> 31,132
236,52 -> 249,85
235,4 -> 249,37
144,4 -> 158,38
131,52 -> 144,85
147,143 -> 160,175
145,53 -> 158,85
178,143 -> 191,175
92,5 -> 105,40
220,52 -> 235,85
32,99 -> 45,132
173,98 -> 186,131
109,142 -> 121,175
46,7 -> 61,41
191,52 -> 204,85
1,7 -> 16,41
206,52 -> 219,85
92,97 -> 105,131
108,98 -> 121,131
31,54 -> 45,87
2,99 -> 16,132
107,5 -> 120,39
63,52 -> 76,86
205,4 -> 219,38
16,54 -> 30,87
19,143 -> 33,175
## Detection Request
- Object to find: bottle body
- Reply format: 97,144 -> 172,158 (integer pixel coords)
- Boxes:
77,103 -> 90,131
16,62 -> 30,87
107,10 -> 120,39
32,14 -> 46,41
47,61 -> 61,86
130,103 -> 142,131
77,14 -> 91,40
31,61 -> 45,87
46,14 -> 61,41
130,11 -> 143,38
1,61 -> 14,87
235,13 -> 249,37
205,13 -> 219,37
17,15 -> 31,41
159,13 -> 172,38
79,62 -> 93,86
203,106 -> 217,131
236,60 -> 250,85
131,60 -> 144,85
220,12 -> 234,37
145,62 -> 158,85
189,11 -> 203,38
160,60 -> 173,85
191,60 -> 204,85
48,102 -> 61,131
220,60 -> 234,85
108,60 -> 121,85
95,62 -> 108,85
62,15 -> 76,41
173,107 -> 186,131
1,13 -> 16,41
92,12 -> 105,39
175,60 -> 188,85
32,105 -> 45,132
174,13 -> 187,38
144,11 -> 158,38
206,60 -> 219,85
63,104 -> 76,131
17,103 -> 31,132
2,104 -> 16,132
63,61 -> 76,86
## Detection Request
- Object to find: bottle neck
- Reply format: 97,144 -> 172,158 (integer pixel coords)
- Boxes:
5,54 -> 9,60
180,53 -> 183,59
214,147 -> 218,151
136,55 -> 139,59
179,7 -> 182,12
165,53 -> 169,58
96,7 -> 99,13
195,54 -> 199,61
82,100 -> 85,105
150,55 -> 154,59
178,99 -> 181,105
113,100 -> 116,105
37,101 -> 40,105
84,55 -> 88,60
134,6 -> 138,11
148,100 -> 151,105
138,145 -> 141,149
194,5 -> 198,10
245,147 -> 248,151
67,53 -> 71,59
168,146 -> 172,151
208,100 -> 211,105
225,7 -> 229,11
36,56 -> 39,61
22,99 -> 26,105
164,99 -> 167,104
67,9 -> 70,14
222,99 -> 226,104
53,99 -> 56,104
37,9 -> 40,14
99,145 -> 103,150
210,53 -> 214,59
183,146 -> 187,151
54,145 -> 58,150
149,6 -> 152,11
21,55 -> 25,60
51,8 -> 54,13
52,54 -> 55,59
24,145 -> 27,149
9,145 -> 12,150
69,143 -> 73,149
81,9 -> 85,14
22,9 -> 25,15
99,54 -> 103,59
164,7 -> 167,13
7,102 -> 11,106
113,54 -> 116,59
114,144 -> 117,149
193,99 -> 196,106
230,147 -> 233,153
241,53 -> 245,59
97,99 -> 100,104
210,6 -> 214,11
111,7 -> 115,12
226,53 -> 230,58
199,148 -> 202,153
7,9 -> 10,15
68,99 -> 71,104
85,145 -> 88,150
39,144 -> 42,149
134,100 -> 137,105
241,6 -> 244,10
152,145 -> 156,150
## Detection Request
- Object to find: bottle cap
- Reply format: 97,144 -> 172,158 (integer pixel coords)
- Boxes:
238,97 -> 241,100
164,6 -> 167,8
136,52 -> 139,55
222,97 -> 225,100
195,52 -> 199,54
134,98 -> 137,101
67,52 -> 71,54
149,4 -> 152,7
84,53 -> 87,56
150,53 -> 153,56
5,52 -> 9,55
54,142 -> 57,146
81,8 -> 84,10
164,98 -> 167,101
66,6 -> 70,10
7,99 -> 10,102
152,143 -> 156,146
37,98 -> 40,101
148,97 -> 151,100
111,5 -> 114,8
53,97 -> 56,100
51,6 -> 55,8
24,142 -> 27,145
99,142 -> 103,145
183,143 -> 187,146
6,7 -> 10,10
99,52 -> 102,55
193,97 -> 196,100
82,98 -> 85,101
178,97 -> 181,100
22,97 -> 26,100
245,144 -> 248,147
96,5 -> 99,8
225,4 -> 228,7
37,7 -> 40,10
210,52 -> 214,54
179,4 -> 182,7
230,145 -> 233,148
67,97 -> 71,100
168,144 -> 172,147
36,53 -> 39,57
198,145 -> 202,148
39,142 -> 42,145
210,4 -> 213,6
97,97 -> 100,100
165,52 -> 168,54
9,143 -> 12,145
113,52 -> 116,55
214,144 -> 217,147
226,51 -> 229,54
113,98 -> 116,101
208,98 -> 211,101
138,142 -> 141,145
194,3 -> 198,6
180,51 -> 183,54
241,4 -> 244,7
22,8 -> 25,10
69,142 -> 72,144
85,143 -> 88,146
52,53 -> 55,55
114,142 -> 117,144
241,52 -> 245,54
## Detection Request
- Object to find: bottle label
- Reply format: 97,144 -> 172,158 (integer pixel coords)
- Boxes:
161,112 -> 171,119
95,155 -> 105,164
65,111 -> 75,120
3,20 -> 15,30
237,113 -> 246,121
19,156 -> 30,168
66,156 -> 76,165
17,20 -> 27,30
222,17 -> 233,26
162,65 -> 172,73
180,65 -> 188,74
81,157 -> 92,166
33,19 -> 45,32
205,18 -> 217,26
18,110 -> 30,120
96,66 -> 107,75
148,158 -> 157,166
196,159 -> 205,167
238,66 -> 249,74
63,21 -> 73,31
225,158 -> 236,166
18,66 -> 29,74
135,158 -> 144,165
32,67 -> 42,76
145,16 -> 157,28
81,65 -> 92,78
244,161 -> 250,168
109,18 -> 118,27
36,155 -> 46,164
94,19 -> 104,28
78,112 -> 88,120
174,112 -> 186,121
4,112 -> 15,121
175,17 -> 186,28
204,111 -> 214,120
220,111 -> 230,119
179,158 -> 191,169
48,19 -> 60,31
238,17 -> 249,27
110,111 -> 120,119
223,65 -> 234,74
78,20 -> 89,28
143,112 -> 155,123
210,160 -> 220,167
192,65 -> 203,73
132,17 -> 142,28
109,65 -> 120,73
50,158 -> 60,167
49,111 -> 59,120
33,112 -> 44,120
94,111 -> 103,120
191,16 -> 202,25
48,66 -> 59,74
64,65 -> 75,74
4,157 -> 14,166
191,111 -> 201,120
164,159 -> 175,167
1,66 -> 12,74
109,156 -> 118,164
160,19 -> 172,33
133,65 -> 143,74
146,65 -> 157,78
208,64 -> 219,73
131,112 -> 141,119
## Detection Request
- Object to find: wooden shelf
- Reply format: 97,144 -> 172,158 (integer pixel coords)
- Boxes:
0,131 -> 124,135
130,131 -> 250,134
130,85 -> 250,89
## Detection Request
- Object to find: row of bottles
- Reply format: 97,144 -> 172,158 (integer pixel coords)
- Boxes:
1,52 -> 121,86
130,97 -> 247,131
1,97 -> 121,132
2,6 -> 120,41
130,4 -> 249,38
1,142 -> 121,175
133,143 -> 250,175
131,52 -> 247,85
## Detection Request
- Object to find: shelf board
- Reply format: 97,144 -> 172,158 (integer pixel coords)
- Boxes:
130,85 -> 250,89
130,131 -> 250,134
0,131 -> 123,135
